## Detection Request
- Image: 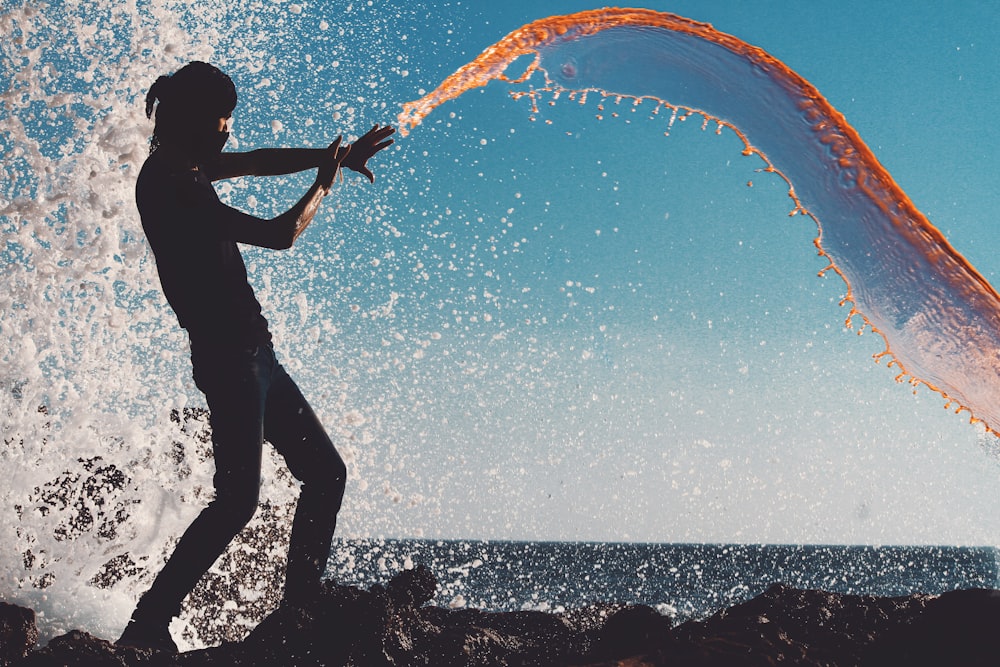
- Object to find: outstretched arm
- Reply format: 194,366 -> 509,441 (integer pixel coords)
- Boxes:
206,124 -> 394,182
220,137 -> 350,249
207,148 -> 327,181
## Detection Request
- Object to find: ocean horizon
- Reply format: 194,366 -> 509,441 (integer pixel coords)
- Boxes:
326,538 -> 999,623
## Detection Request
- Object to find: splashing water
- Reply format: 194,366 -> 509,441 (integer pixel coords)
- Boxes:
3,0 -> 999,648
399,7 -> 1000,434
0,0 -> 428,645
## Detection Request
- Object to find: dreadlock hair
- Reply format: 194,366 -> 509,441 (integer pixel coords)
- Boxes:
144,61 -> 237,154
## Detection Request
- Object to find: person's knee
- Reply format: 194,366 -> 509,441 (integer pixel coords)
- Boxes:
297,441 -> 345,483
319,451 -> 347,503
328,451 -> 347,488
299,448 -> 346,507
212,484 -> 260,529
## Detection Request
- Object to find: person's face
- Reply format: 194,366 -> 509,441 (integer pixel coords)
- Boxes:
188,114 -> 231,163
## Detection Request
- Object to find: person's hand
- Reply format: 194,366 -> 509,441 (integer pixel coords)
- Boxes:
339,124 -> 395,182
317,136 -> 349,193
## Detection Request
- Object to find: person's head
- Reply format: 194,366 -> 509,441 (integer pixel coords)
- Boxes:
144,61 -> 237,161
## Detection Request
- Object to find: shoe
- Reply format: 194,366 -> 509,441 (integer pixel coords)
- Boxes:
116,618 -> 178,653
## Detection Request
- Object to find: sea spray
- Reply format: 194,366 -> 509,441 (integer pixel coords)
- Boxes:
0,0 -> 412,645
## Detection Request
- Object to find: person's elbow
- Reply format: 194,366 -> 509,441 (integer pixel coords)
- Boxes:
249,217 -> 296,250
274,217 -> 299,250
264,227 -> 295,250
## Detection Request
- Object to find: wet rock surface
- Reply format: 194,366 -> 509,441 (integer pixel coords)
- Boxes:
6,567 -> 1000,666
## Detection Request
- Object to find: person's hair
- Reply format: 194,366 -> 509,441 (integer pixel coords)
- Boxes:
144,61 -> 237,154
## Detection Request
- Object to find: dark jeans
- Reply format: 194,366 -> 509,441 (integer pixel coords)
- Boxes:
136,342 -> 346,621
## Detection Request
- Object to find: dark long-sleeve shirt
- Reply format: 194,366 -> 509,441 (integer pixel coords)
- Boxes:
136,152 -> 272,348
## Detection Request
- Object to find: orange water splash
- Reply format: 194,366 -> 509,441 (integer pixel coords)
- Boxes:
398,8 -> 1000,434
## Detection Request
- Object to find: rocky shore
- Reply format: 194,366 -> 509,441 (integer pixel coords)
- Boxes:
3,566 -> 1000,666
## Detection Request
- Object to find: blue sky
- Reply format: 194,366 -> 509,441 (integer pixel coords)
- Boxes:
3,0 -> 1000,546
314,0 -> 1000,544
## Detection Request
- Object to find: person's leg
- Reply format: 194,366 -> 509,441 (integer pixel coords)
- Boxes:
119,345 -> 272,648
263,361 -> 346,607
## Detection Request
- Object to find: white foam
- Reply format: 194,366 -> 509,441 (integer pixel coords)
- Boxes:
0,0 -> 350,644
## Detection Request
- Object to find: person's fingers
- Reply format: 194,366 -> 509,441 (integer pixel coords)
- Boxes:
364,126 -> 394,140
318,136 -> 346,189
351,127 -> 394,155
327,135 -> 344,157
360,125 -> 382,140
335,143 -> 351,164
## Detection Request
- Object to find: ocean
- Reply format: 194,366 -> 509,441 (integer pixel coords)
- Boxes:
327,539 -> 999,623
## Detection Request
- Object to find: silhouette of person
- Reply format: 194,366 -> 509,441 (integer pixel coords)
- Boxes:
117,61 -> 394,652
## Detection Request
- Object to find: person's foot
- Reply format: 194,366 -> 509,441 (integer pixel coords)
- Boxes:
116,618 -> 178,653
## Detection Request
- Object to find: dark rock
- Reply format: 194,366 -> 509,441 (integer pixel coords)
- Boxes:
644,583 -> 931,666
7,570 -> 1000,667
0,602 -> 37,666
865,588 -> 1000,666
20,630 -> 133,667
236,582 -> 389,666
588,605 -> 672,662
427,607 -> 573,666
386,564 -> 437,607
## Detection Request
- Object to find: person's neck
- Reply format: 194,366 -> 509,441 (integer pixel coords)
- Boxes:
155,143 -> 199,172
